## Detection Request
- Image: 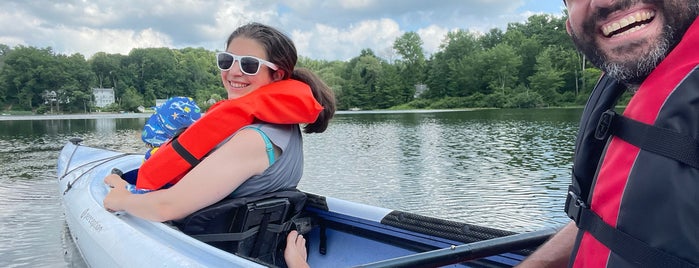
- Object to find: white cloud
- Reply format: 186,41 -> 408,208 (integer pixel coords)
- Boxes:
295,19 -> 402,61
51,27 -> 173,57
0,0 -> 562,60
417,25 -> 452,55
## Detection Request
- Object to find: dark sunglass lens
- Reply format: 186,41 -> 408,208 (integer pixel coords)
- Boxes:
217,54 -> 233,69
240,57 -> 260,74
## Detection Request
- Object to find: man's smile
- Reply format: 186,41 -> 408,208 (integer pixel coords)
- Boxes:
601,10 -> 656,37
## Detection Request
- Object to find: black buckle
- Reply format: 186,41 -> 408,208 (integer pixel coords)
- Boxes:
565,191 -> 587,224
595,110 -> 616,140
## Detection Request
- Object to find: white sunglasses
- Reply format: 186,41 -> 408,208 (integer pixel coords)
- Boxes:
215,52 -> 279,75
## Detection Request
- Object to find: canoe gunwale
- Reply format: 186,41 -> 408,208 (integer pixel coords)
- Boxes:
58,140 -> 547,267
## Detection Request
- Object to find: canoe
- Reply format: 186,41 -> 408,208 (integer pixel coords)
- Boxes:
57,138 -> 554,267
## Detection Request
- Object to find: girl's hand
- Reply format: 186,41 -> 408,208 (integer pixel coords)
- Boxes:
103,174 -> 130,212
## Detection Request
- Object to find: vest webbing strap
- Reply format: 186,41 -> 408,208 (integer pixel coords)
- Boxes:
171,139 -> 200,167
595,110 -> 699,169
580,110 -> 699,266
566,191 -> 697,268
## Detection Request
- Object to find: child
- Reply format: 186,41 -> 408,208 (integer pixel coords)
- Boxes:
141,96 -> 202,160
127,96 -> 201,193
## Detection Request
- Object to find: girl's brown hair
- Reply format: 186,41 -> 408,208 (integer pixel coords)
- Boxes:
226,22 -> 336,133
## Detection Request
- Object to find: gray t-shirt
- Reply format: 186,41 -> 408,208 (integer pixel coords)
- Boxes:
227,123 -> 303,197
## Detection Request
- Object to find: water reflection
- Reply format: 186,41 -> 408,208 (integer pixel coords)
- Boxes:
301,109 -> 579,232
0,117 -> 149,267
0,109 -> 582,267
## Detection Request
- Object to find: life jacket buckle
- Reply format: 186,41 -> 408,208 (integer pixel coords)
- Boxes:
595,110 -> 616,140
565,190 -> 587,224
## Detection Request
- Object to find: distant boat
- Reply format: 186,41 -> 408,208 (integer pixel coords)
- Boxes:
57,139 -> 553,267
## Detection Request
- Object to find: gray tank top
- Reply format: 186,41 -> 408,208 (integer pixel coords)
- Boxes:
227,123 -> 303,197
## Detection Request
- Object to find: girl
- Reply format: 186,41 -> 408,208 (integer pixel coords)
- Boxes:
103,22 -> 335,223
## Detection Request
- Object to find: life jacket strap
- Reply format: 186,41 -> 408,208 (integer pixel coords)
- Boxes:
565,189 -> 697,267
171,138 -> 200,167
595,110 -> 699,169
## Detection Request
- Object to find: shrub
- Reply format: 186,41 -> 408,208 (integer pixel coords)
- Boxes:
506,91 -> 545,108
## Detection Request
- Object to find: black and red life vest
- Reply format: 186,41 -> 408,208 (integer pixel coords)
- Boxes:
566,18 -> 699,267
136,79 -> 323,190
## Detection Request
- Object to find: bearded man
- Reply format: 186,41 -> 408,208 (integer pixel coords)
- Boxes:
518,0 -> 699,267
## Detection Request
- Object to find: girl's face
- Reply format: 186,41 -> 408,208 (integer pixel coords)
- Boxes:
221,37 -> 281,99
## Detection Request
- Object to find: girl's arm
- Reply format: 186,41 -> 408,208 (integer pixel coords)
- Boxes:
104,128 -> 270,221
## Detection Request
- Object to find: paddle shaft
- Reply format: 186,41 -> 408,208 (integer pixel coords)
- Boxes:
355,228 -> 557,268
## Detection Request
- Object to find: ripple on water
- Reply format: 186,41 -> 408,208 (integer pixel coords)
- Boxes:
301,114 -> 573,233
0,141 -> 88,267
2,111 -> 579,267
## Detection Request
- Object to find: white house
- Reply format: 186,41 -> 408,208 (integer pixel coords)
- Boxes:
92,88 -> 115,108
414,84 -> 428,98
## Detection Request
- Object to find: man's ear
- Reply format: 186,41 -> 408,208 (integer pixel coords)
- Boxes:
566,19 -> 573,36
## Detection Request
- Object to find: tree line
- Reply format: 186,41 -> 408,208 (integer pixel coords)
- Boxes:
0,13 -> 605,114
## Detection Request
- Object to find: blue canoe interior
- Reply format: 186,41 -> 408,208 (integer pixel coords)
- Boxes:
58,139 -> 555,267
296,194 -> 553,267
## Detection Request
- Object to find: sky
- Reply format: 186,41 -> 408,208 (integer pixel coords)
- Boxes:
0,0 -> 567,61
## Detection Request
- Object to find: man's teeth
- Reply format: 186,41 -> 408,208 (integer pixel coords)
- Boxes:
602,10 -> 655,37
615,24 -> 646,37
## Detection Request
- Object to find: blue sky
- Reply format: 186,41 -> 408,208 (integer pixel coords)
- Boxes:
520,0 -> 566,14
0,0 -> 567,61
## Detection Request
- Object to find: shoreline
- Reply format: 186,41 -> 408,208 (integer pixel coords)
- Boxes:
0,113 -> 153,121
0,107 -> 582,121
0,109 -> 472,121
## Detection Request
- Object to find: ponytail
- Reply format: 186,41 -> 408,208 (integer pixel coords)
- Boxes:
291,68 -> 336,133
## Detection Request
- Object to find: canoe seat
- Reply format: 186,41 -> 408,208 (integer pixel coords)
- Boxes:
174,189 -> 309,267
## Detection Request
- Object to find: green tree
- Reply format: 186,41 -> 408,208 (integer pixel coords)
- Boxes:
0,12 -> 599,112
425,30 -> 482,99
375,62 -> 405,108
480,28 -> 504,49
393,32 -> 426,100
0,44 -> 11,105
59,53 -> 96,112
529,47 -> 565,105
449,50 -> 487,97
298,57 -> 346,101
502,29 -> 541,87
481,43 -> 521,94
509,14 -> 570,49
89,52 -> 121,88
340,49 -> 383,109
1,46 -> 59,110
0,44 -> 9,70
121,86 -> 144,112
71,90 -> 93,113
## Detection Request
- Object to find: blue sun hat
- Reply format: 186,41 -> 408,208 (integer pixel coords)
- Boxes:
141,97 -> 202,148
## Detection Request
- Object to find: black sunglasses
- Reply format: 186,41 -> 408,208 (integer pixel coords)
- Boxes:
216,52 -> 279,75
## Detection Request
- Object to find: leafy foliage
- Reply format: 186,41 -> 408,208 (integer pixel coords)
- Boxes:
0,13 -> 603,113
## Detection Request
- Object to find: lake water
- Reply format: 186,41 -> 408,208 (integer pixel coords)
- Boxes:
0,108 -> 581,267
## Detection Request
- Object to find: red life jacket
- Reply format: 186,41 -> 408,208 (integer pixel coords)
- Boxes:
567,18 -> 699,267
136,79 -> 323,190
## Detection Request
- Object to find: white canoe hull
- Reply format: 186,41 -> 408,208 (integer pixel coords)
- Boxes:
58,140 -> 264,267
58,139 -> 551,267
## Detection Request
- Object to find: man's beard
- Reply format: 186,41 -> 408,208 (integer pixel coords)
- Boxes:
569,0 -> 698,85
589,28 -> 670,85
